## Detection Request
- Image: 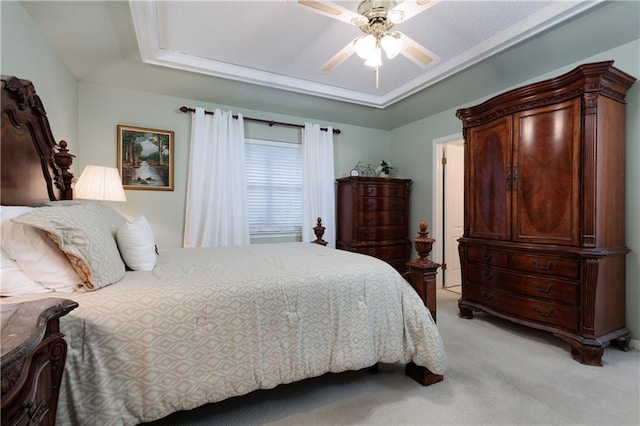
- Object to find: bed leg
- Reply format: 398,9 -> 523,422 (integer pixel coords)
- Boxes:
405,362 -> 444,386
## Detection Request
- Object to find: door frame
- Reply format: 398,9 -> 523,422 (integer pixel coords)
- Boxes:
432,132 -> 463,288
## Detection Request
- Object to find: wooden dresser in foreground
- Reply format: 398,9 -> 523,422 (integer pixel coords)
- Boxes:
456,61 -> 636,365
336,176 -> 412,273
1,298 -> 78,425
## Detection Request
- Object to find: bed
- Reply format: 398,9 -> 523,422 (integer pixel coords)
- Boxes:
0,75 -> 446,425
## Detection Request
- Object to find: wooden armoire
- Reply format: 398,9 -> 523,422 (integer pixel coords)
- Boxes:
456,61 -> 636,365
336,176 -> 412,273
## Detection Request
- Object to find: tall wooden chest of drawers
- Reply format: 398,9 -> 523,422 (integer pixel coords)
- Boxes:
336,177 -> 412,273
456,61 -> 635,366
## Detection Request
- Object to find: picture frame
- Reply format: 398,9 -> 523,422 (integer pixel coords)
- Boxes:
117,125 -> 174,191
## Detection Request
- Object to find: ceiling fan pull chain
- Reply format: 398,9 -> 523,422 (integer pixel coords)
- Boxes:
375,66 -> 379,89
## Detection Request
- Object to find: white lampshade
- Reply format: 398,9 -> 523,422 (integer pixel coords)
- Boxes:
381,33 -> 402,59
364,46 -> 383,68
355,35 -> 376,59
74,165 -> 127,202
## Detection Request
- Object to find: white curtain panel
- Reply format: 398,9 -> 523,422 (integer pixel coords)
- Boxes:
184,108 -> 249,247
302,123 -> 336,248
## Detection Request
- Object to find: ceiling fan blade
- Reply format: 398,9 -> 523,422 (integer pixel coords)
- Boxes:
298,0 -> 363,25
398,33 -> 438,68
321,41 -> 356,73
391,0 -> 437,23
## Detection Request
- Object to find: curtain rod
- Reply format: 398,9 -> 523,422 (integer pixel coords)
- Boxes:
179,106 -> 341,134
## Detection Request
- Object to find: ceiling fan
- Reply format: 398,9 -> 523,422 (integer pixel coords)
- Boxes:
299,0 -> 438,82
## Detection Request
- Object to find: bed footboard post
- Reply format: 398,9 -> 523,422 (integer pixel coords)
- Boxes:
406,221 -> 440,321
311,217 -> 328,246
406,261 -> 439,321
405,221 -> 443,386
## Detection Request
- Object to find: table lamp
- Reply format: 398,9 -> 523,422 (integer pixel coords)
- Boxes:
74,165 -> 127,202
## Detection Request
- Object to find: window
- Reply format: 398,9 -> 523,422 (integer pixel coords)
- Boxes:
245,138 -> 302,237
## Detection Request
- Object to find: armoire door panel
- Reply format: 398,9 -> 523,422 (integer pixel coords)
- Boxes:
468,116 -> 512,240
513,100 -> 581,245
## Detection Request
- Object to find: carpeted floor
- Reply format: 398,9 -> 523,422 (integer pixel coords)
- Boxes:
145,289 -> 640,425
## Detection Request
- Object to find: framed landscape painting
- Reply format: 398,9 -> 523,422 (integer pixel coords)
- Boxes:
117,125 -> 174,191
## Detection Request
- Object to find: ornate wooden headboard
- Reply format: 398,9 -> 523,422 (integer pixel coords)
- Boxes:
1,75 -> 75,206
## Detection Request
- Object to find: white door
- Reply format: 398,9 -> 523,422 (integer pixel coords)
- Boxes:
443,142 -> 464,288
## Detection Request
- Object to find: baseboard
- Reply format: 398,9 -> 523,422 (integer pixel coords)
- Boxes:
629,338 -> 640,351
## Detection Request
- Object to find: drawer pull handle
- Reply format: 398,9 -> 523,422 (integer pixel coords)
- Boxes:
391,202 -> 399,209
482,253 -> 493,262
482,271 -> 493,281
532,306 -> 554,317
532,282 -> 553,293
366,188 -> 375,195
532,260 -> 553,271
364,201 -> 374,208
481,291 -> 493,301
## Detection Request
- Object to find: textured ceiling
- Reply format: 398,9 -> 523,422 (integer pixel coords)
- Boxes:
17,0 -> 640,129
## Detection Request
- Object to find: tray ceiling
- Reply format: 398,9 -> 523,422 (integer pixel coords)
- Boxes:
130,1 -> 599,109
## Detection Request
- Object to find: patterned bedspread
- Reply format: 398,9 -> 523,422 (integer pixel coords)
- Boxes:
2,243 -> 446,425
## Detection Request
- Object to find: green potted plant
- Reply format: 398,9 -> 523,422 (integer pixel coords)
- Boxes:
377,160 -> 393,177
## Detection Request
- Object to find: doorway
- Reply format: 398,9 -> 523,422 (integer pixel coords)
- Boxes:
432,134 -> 464,292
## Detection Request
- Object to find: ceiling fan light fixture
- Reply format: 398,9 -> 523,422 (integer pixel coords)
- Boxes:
355,34 -> 376,59
381,33 -> 402,59
364,46 -> 382,67
387,9 -> 405,24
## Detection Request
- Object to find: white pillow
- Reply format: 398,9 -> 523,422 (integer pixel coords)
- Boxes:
1,219 -> 82,292
1,205 -> 33,222
1,205 -> 80,293
0,249 -> 52,296
116,215 -> 157,271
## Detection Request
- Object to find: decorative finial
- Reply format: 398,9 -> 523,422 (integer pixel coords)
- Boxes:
413,221 -> 435,263
313,217 -> 328,246
53,140 -> 75,197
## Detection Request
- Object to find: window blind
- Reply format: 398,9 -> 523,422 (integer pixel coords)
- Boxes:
245,138 -> 303,236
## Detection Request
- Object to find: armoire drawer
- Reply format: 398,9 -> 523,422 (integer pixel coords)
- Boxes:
358,211 -> 406,226
466,264 -> 578,305
510,254 -> 579,279
466,246 -> 509,268
358,197 -> 405,211
466,283 -> 579,332
357,226 -> 407,241
357,185 -> 406,198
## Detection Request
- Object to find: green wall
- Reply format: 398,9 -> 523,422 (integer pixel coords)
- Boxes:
0,1 -> 78,155
78,82 -> 390,248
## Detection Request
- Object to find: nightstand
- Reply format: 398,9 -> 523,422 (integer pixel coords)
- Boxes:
1,298 -> 78,425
